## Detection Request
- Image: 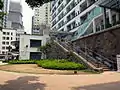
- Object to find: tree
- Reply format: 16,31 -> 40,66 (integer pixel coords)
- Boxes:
39,43 -> 51,59
25,0 -> 54,8
0,0 -> 3,9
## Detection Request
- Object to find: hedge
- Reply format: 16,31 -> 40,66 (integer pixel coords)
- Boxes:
36,60 -> 87,70
8,60 -> 36,64
7,59 -> 87,70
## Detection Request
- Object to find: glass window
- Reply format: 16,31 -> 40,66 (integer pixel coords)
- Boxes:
11,33 -> 13,35
6,42 -> 9,45
7,32 -> 9,35
11,37 -> 13,40
2,42 -> 5,45
3,32 -> 6,35
2,52 -> 5,54
30,39 -> 42,47
6,37 -> 9,40
2,37 -> 5,40
2,47 -> 5,49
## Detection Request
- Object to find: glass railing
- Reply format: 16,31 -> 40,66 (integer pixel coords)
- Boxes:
72,7 -> 102,41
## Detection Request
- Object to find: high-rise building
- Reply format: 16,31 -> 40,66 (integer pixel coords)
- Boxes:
6,1 -> 23,29
51,0 -> 120,41
2,0 -> 10,28
32,3 -> 51,34
33,2 -> 51,26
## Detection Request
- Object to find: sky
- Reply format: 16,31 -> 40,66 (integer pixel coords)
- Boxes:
11,0 -> 34,34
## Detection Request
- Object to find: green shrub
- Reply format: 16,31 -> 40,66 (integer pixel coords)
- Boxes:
9,60 -> 36,64
8,59 -> 87,70
36,59 -> 87,70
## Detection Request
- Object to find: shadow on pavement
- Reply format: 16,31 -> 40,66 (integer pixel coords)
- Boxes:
0,76 -> 46,90
72,81 -> 120,90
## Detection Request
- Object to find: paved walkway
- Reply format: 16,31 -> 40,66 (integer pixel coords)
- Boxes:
0,71 -> 120,90
0,61 -> 8,65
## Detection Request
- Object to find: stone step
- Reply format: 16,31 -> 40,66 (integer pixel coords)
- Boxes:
103,68 -> 111,71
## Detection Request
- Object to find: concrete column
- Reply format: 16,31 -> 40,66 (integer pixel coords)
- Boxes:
103,7 -> 107,29
108,9 -> 113,25
93,19 -> 96,33
116,12 -> 120,22
86,0 -> 90,7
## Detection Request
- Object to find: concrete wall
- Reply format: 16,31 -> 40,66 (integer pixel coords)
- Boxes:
72,25 -> 120,63
19,34 -> 50,60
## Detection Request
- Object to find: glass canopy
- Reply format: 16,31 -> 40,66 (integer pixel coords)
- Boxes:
96,0 -> 120,12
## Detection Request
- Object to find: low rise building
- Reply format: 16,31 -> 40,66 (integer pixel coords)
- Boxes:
0,28 -> 16,54
19,34 -> 50,60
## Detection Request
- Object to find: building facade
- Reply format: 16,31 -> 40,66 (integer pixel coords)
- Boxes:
19,34 -> 50,60
0,28 -> 16,54
32,3 -> 51,34
6,1 -> 23,29
51,0 -> 120,41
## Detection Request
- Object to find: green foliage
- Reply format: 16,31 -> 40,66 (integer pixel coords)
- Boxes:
7,59 -> 87,70
8,60 -> 36,64
0,0 -> 3,9
39,43 -> 51,54
36,59 -> 87,70
25,0 -> 54,8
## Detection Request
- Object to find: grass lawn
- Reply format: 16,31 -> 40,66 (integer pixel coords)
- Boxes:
0,64 -> 98,75
0,59 -> 99,74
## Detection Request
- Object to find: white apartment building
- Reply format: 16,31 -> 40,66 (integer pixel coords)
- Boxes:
0,28 -> 16,54
51,0 -> 120,40
33,2 -> 51,27
0,28 -> 25,55
32,3 -> 51,34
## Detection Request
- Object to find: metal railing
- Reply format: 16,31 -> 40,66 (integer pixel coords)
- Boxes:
57,40 -> 117,70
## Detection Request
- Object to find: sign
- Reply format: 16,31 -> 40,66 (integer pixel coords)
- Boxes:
117,55 -> 120,72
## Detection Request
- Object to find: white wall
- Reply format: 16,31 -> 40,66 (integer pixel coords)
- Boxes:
33,2 -> 51,26
0,28 -> 16,54
19,34 -> 49,60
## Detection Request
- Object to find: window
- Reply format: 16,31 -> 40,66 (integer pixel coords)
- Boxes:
6,42 -> 9,45
6,37 -> 9,40
2,42 -> 5,45
2,37 -> 5,40
3,32 -> 6,35
11,33 -> 13,35
30,39 -> 42,47
11,37 -> 13,40
2,47 -> 5,49
7,32 -> 9,35
2,52 -> 5,54
30,52 -> 41,60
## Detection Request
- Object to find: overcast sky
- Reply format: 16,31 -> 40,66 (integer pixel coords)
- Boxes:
11,0 -> 34,34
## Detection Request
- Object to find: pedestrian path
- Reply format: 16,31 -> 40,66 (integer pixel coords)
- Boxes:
0,70 -> 120,90
0,61 -> 8,65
